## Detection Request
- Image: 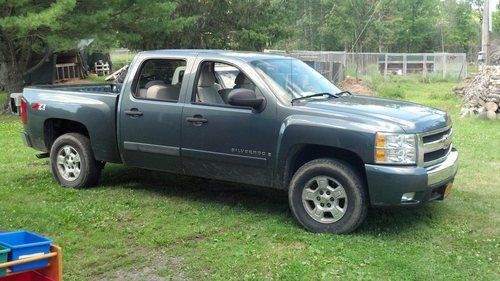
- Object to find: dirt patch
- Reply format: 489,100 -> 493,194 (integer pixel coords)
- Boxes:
92,249 -> 191,281
106,264 -> 168,281
339,76 -> 376,96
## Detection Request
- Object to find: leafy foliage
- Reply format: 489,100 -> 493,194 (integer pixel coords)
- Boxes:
0,0 -> 488,98
278,0 -> 481,55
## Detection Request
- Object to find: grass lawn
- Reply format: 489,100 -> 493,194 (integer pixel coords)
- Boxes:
110,50 -> 136,70
0,80 -> 499,280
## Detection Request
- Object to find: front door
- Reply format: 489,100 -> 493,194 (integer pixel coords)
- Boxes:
181,60 -> 277,186
119,58 -> 190,172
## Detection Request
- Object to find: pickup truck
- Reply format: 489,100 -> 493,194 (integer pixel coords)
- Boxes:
19,50 -> 458,233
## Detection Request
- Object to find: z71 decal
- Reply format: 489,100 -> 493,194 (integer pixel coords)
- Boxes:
32,103 -> 46,111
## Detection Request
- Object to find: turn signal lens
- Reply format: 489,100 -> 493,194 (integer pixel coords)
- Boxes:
376,134 -> 385,147
375,150 -> 386,162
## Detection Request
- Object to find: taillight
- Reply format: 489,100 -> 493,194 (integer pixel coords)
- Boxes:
20,97 -> 27,124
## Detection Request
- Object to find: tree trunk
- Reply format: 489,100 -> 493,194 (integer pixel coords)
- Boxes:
0,63 -> 24,113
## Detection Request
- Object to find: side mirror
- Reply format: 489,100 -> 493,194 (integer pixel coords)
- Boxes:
227,88 -> 264,110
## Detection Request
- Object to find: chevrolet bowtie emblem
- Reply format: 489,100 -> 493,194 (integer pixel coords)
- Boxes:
440,134 -> 452,149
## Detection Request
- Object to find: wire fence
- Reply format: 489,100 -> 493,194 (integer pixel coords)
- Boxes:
264,50 -> 346,83
264,50 -> 467,82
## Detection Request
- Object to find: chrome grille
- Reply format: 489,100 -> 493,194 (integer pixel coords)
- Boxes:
418,126 -> 453,167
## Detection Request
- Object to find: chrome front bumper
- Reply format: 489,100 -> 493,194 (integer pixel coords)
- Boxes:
427,148 -> 458,186
365,147 -> 458,206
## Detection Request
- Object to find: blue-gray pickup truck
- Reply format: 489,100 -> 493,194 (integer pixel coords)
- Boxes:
19,50 -> 458,233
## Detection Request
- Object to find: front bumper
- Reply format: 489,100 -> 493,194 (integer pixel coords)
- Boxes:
365,148 -> 458,206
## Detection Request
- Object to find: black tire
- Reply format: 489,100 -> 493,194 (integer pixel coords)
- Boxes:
288,158 -> 368,234
50,133 -> 102,188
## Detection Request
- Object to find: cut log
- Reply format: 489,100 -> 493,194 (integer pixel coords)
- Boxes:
105,65 -> 128,81
486,111 -> 497,120
485,101 -> 499,112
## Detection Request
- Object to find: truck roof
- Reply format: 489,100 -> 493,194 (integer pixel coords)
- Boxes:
138,49 -> 290,62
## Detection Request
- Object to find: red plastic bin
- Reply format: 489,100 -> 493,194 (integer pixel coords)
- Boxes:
0,271 -> 54,281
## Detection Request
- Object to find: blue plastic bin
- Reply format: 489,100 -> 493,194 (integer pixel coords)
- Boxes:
0,231 -> 53,272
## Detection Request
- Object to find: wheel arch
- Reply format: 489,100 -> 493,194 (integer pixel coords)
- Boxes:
44,118 -> 90,151
282,144 -> 368,191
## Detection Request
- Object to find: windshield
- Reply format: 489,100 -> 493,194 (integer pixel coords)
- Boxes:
251,58 -> 341,103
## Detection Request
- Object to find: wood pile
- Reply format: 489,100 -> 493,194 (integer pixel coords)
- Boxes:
453,66 -> 500,119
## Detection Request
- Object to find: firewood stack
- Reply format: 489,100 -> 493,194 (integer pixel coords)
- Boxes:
454,66 -> 500,119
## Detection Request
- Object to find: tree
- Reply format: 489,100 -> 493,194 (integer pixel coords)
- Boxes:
165,0 -> 288,51
443,1 -> 480,55
0,0 -> 193,110
0,0 -> 77,94
493,6 -> 500,35
391,0 -> 440,52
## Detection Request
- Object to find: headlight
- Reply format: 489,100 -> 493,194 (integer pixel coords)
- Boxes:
375,132 -> 417,164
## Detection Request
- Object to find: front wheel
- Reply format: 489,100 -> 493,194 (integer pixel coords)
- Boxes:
288,158 -> 368,234
50,133 -> 102,188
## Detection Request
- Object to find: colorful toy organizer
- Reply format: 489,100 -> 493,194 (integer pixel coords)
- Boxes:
0,231 -> 61,281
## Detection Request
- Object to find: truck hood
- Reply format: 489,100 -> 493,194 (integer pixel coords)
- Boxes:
301,95 -> 450,133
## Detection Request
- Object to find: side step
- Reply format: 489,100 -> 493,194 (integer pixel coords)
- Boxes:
36,153 -> 50,159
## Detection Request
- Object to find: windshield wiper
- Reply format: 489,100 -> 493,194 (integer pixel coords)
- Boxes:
291,93 -> 336,105
335,90 -> 352,96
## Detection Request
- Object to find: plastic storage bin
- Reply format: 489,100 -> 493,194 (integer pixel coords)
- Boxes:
0,271 -> 55,281
0,245 -> 10,277
0,231 -> 53,272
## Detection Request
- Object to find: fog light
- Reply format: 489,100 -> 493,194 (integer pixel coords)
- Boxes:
401,192 -> 416,203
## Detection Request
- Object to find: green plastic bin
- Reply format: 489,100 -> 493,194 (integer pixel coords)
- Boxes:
0,244 -> 10,277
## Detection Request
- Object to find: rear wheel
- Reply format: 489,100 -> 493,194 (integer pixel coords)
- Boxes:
50,133 -> 101,188
288,158 -> 368,234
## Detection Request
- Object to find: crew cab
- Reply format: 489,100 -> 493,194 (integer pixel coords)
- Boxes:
19,50 -> 458,233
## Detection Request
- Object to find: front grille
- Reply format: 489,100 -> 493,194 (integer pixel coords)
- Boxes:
424,146 -> 451,162
422,128 -> 451,143
418,126 -> 453,167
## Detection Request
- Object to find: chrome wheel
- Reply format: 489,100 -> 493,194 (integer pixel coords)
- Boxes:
301,176 -> 348,223
56,145 -> 81,181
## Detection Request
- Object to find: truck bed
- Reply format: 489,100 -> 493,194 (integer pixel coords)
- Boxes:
31,83 -> 122,94
22,83 -> 122,163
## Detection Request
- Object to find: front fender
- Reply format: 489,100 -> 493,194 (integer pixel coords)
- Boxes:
274,114 -> 384,188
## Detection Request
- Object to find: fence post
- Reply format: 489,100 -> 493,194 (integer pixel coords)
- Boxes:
384,53 -> 388,79
403,54 -> 407,76
443,54 -> 447,79
463,54 -> 467,79
423,54 -> 427,78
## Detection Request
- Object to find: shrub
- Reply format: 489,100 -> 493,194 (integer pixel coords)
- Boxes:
377,84 -> 406,99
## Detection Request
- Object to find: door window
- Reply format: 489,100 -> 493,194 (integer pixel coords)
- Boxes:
134,59 -> 186,102
192,61 -> 263,106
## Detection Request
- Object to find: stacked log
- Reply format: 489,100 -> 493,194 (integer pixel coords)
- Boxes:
454,66 -> 500,119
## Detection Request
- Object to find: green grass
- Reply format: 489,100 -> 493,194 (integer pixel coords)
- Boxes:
110,50 -> 136,70
0,81 -> 499,280
84,75 -> 108,83
0,91 -> 6,103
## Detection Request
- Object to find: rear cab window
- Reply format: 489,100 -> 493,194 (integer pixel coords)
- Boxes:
134,59 -> 186,102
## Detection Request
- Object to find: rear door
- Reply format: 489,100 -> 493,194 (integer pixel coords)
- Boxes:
119,56 -> 193,172
180,59 -> 278,186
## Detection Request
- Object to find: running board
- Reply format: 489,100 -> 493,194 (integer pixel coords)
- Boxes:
35,153 -> 50,159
